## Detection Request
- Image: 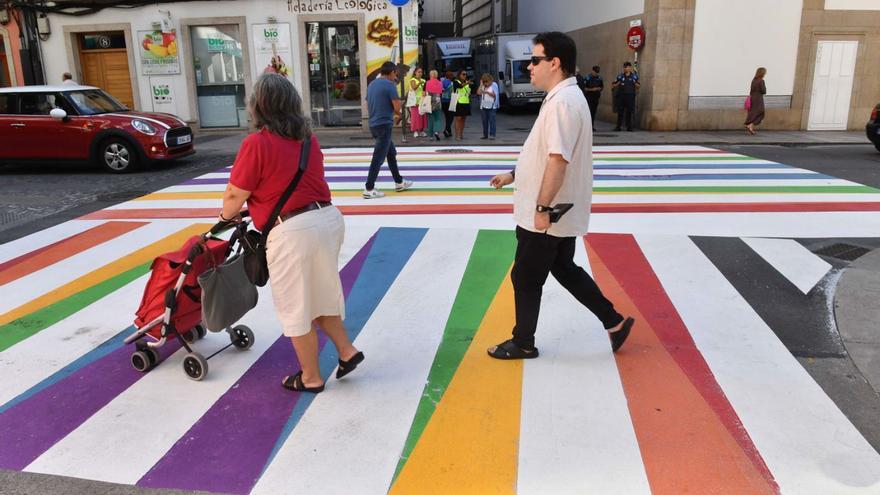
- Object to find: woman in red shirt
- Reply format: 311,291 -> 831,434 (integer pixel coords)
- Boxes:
219,73 -> 363,393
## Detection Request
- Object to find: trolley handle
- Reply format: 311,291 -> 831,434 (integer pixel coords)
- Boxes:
208,209 -> 250,236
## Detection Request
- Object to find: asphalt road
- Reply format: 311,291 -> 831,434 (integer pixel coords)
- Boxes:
718,143 -> 880,187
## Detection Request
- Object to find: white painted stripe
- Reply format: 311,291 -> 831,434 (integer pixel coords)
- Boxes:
23,226 -> 377,484
0,220 -> 104,265
637,235 -> 880,494
0,221 -> 193,315
253,228 -> 476,495
742,238 -> 832,294
518,245 -> 651,495
0,273 -> 150,406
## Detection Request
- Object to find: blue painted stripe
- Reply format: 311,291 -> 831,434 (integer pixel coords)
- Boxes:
261,226 -> 428,473
0,326 -> 133,415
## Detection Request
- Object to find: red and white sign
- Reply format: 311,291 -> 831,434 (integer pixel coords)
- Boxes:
627,26 -> 645,51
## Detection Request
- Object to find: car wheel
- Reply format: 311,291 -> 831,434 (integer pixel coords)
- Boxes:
875,142 -> 880,153
98,138 -> 140,173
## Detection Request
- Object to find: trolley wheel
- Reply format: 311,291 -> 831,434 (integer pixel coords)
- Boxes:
195,324 -> 207,339
182,352 -> 209,381
131,350 -> 152,372
183,328 -> 199,343
145,347 -> 161,366
230,325 -> 255,350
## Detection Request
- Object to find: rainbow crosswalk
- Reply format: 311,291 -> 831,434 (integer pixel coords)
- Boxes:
1,145 -> 879,494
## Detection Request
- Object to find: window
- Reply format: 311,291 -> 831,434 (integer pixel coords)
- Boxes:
80,33 -> 127,51
0,94 -> 14,114
513,60 -> 530,84
15,93 -> 77,115
65,90 -> 127,115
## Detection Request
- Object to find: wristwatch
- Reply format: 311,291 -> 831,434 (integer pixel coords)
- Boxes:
535,204 -> 552,213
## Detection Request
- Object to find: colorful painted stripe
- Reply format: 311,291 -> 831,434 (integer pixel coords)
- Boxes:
587,234 -> 779,494
393,229 -> 517,481
321,149 -> 731,156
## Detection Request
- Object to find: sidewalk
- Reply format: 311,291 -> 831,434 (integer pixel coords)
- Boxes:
834,247 -> 880,399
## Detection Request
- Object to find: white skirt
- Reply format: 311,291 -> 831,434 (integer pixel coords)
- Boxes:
266,205 -> 345,337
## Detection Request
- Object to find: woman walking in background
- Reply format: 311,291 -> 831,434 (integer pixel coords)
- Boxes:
452,70 -> 472,140
425,70 -> 444,140
220,73 -> 363,393
441,70 -> 455,138
477,73 -> 500,140
744,67 -> 767,135
407,67 -> 427,137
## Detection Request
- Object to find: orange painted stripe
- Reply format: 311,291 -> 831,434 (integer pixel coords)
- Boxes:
586,236 -> 779,495
0,222 -> 148,286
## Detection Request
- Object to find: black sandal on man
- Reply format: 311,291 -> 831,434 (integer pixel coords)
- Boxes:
281,370 -> 324,393
336,351 -> 365,379
487,339 -> 539,360
609,317 -> 635,353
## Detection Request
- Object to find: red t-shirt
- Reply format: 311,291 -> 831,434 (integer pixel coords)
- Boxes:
230,128 -> 331,231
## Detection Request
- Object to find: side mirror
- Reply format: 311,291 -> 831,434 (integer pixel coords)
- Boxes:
50,108 -> 68,120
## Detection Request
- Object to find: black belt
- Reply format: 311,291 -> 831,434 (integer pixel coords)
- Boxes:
278,201 -> 332,223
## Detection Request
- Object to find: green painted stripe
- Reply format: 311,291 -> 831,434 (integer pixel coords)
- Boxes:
329,185 -> 880,194
0,263 -> 149,352
392,229 -> 517,482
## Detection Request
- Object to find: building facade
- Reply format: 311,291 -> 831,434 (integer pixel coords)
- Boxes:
454,0 -> 517,37
519,0 -> 880,131
34,0 -> 418,129
0,6 -> 25,87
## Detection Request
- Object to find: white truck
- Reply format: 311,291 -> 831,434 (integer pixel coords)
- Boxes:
473,33 -> 545,109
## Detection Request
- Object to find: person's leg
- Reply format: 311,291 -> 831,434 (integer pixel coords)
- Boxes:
455,116 -> 463,138
433,112 -> 443,137
488,109 -> 497,138
365,125 -> 390,191
444,109 -> 453,136
315,315 -> 359,362
480,109 -> 489,138
625,96 -> 635,130
384,130 -> 404,184
290,329 -> 323,387
615,100 -> 624,131
550,237 -> 624,329
510,227 -> 558,349
427,110 -> 436,136
588,96 -> 599,127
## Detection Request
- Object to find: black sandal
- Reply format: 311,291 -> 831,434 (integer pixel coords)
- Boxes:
281,371 -> 324,393
609,317 -> 635,353
487,339 -> 539,360
336,351 -> 364,379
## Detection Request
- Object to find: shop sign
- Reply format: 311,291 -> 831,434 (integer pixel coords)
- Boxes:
207,37 -> 236,53
138,30 -> 180,75
151,83 -> 173,104
253,23 -> 293,79
289,0 -> 390,13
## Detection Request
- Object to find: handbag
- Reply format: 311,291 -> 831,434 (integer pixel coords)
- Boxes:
419,94 -> 433,114
431,94 -> 442,112
744,96 -> 752,111
405,89 -> 417,108
241,136 -> 312,287
448,96 -> 458,113
198,253 -> 258,332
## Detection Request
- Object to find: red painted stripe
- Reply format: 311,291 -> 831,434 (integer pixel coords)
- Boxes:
79,201 -> 880,220
588,234 -> 779,492
323,149 -> 729,157
0,222 -> 148,285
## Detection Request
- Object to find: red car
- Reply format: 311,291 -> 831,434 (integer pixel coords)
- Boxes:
0,85 -> 194,173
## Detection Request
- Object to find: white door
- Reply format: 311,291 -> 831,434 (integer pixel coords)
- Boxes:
807,40 -> 858,130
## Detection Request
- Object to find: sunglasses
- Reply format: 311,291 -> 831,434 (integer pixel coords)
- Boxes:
529,56 -> 553,66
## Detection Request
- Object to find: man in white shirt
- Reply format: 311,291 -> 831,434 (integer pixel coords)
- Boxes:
61,72 -> 78,86
487,32 -> 634,360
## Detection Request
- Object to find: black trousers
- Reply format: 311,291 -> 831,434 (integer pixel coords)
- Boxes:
586,93 -> 600,126
511,226 -> 623,349
443,107 -> 454,135
616,94 -> 635,130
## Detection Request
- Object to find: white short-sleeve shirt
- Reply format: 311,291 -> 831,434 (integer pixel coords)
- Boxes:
513,77 -> 593,237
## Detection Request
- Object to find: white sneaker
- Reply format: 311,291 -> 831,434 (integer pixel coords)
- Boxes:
413,132 -> 419,138
394,179 -> 414,192
363,189 -> 386,199
420,132 -> 428,137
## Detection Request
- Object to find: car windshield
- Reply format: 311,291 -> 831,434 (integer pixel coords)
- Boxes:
65,89 -> 128,115
512,60 -> 531,85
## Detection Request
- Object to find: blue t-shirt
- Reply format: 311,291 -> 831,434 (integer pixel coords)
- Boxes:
367,77 -> 400,127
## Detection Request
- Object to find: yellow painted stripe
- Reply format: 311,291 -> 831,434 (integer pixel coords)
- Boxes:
389,273 -> 520,495
0,224 -> 211,326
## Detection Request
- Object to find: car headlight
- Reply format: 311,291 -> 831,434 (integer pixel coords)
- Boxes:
132,119 -> 157,135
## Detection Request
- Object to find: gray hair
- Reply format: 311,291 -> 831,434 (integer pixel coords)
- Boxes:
248,73 -> 311,141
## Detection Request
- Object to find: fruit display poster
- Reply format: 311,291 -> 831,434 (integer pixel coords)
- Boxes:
138,30 -> 181,75
253,23 -> 293,81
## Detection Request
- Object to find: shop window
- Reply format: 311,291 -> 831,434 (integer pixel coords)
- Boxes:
190,24 -> 246,128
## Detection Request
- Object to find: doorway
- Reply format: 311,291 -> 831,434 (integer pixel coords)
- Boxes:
305,22 -> 362,127
807,40 -> 858,131
78,32 -> 135,109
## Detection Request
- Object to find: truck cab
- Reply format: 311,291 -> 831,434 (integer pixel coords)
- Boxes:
474,33 -> 546,110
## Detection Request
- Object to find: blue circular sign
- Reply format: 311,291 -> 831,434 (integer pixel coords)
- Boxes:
389,0 -> 410,6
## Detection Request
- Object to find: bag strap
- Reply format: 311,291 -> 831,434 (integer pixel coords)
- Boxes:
260,135 -> 312,241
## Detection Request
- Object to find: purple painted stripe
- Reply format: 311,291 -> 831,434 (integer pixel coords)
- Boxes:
185,175 -> 492,185
0,340 -> 181,470
137,233 -> 377,494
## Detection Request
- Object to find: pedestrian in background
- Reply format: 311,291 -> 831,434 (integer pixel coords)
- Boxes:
487,31 -> 634,360
364,61 -> 414,199
744,67 -> 767,135
61,72 -> 77,86
441,70 -> 455,138
425,70 -> 444,140
406,66 -> 427,138
220,73 -> 363,393
612,62 -> 639,132
477,73 -> 500,140
452,70 -> 472,140
584,65 -> 603,129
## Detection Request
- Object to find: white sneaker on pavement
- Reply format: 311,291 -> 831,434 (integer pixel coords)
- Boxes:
363,189 -> 386,199
394,179 -> 414,192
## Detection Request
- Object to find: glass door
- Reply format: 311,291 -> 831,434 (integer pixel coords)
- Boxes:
190,25 -> 246,128
306,22 -> 362,127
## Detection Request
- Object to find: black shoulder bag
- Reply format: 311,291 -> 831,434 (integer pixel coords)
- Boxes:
241,136 -> 311,287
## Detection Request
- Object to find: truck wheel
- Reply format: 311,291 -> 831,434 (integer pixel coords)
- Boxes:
97,138 -> 140,173
875,142 -> 880,153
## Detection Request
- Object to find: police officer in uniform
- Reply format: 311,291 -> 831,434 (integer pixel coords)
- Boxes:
612,62 -> 639,132
583,65 -> 603,128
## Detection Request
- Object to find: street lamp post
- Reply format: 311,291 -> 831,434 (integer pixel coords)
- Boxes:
390,0 -> 410,143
